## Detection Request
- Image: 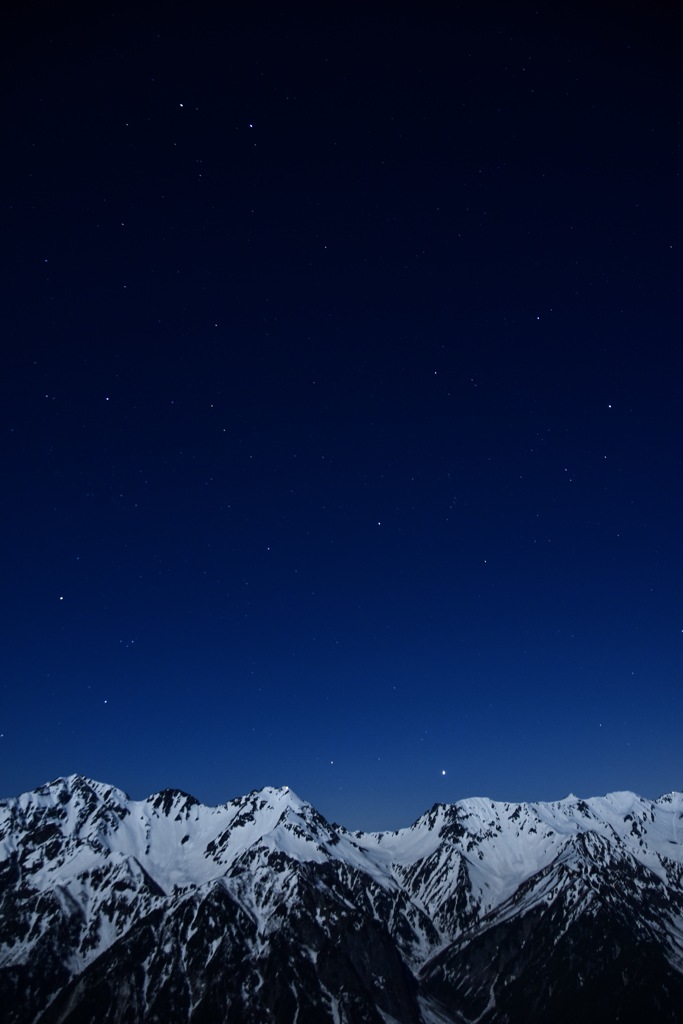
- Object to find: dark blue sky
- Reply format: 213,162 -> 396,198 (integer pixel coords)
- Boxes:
2,2 -> 682,829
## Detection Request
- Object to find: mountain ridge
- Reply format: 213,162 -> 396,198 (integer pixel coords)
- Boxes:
1,775 -> 682,1023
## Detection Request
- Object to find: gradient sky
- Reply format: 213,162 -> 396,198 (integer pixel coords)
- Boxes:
2,2 -> 682,830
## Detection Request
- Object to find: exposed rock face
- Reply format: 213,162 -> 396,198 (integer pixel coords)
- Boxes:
1,776 -> 682,1023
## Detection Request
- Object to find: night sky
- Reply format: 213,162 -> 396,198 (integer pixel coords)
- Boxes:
3,3 -> 682,830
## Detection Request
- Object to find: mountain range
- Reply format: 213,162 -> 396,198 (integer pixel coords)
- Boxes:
1,775 -> 682,1023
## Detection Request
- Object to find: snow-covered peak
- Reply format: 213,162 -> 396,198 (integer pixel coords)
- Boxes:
3,776 -> 682,907
13,773 -> 130,812
3,776 -> 682,1024
253,783 -> 303,804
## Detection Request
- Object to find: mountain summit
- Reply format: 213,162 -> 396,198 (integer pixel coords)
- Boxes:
1,777 -> 682,1023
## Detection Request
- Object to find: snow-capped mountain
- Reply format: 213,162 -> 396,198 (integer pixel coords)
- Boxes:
1,777 -> 682,1023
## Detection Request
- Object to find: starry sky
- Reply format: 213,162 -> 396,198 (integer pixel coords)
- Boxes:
2,2 -> 682,830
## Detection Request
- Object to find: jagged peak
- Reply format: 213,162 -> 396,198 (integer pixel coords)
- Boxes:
5,776 -> 682,837
655,790 -> 683,805
234,784 -> 312,822
253,784 -> 304,804
147,788 -> 201,817
7,774 -> 131,812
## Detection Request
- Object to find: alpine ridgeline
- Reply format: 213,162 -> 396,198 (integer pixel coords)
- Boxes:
1,776 -> 683,1023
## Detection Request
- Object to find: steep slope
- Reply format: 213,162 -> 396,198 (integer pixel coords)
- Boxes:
1,777 -> 682,1023
421,827 -> 683,1023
